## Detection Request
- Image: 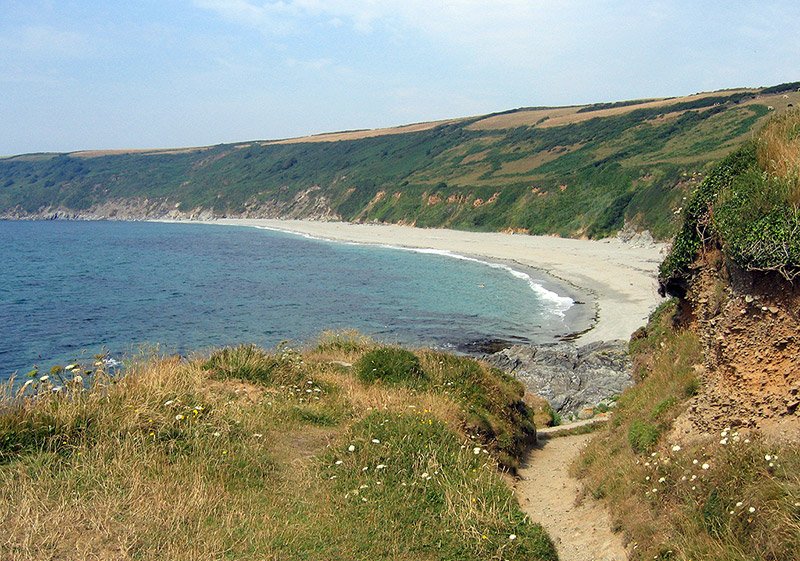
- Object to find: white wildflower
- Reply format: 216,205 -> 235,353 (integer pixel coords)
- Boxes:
348,445 -> 356,452
175,414 -> 184,420
335,460 -> 343,465
702,463 -> 710,470
376,464 -> 386,470
749,506 -> 756,513
371,439 -> 380,444
672,445 -> 681,452
473,447 -> 481,455
39,375 -> 49,382
509,534 -> 517,540
164,400 -> 174,407
765,454 -> 772,461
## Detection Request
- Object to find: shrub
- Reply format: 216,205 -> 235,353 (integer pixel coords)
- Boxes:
354,347 -> 427,388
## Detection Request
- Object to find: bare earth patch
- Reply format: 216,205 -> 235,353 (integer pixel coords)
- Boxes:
514,433 -> 627,561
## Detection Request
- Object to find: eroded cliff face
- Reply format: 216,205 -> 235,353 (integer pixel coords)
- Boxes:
671,250 -> 800,442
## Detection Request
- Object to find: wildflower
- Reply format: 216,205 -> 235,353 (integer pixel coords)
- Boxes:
253,433 -> 263,438
335,460 -> 343,465
376,464 -> 386,470
51,386 -> 63,392
362,467 -> 368,472
421,472 -> 429,479
765,454 -> 772,461
175,414 -> 184,420
736,502 -> 743,507
672,445 -> 681,452
348,445 -> 356,452
658,477 -> 666,483
701,463 -> 710,470
362,497 -> 368,502
371,439 -> 380,444
509,534 -> 517,540
692,459 -> 699,465
749,506 -> 756,513
652,488 -> 658,493
164,400 -> 174,407
21,380 -> 33,389
65,363 -> 79,371
473,447 -> 481,455
39,375 -> 49,382
720,438 -> 728,445
212,432 -> 221,437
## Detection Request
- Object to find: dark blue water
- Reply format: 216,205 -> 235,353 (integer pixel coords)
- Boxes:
0,221 -> 575,381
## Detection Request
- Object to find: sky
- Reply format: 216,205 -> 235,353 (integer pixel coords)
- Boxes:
2,1 -> 799,156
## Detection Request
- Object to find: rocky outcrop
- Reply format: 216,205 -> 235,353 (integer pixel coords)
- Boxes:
485,340 -> 633,418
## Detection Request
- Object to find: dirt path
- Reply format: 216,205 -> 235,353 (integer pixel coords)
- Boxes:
514,433 -> 627,561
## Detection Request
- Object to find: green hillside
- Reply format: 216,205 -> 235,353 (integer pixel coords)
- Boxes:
3,82 -> 799,239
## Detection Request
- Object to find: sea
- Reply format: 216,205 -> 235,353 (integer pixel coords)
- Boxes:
0,220 -> 578,383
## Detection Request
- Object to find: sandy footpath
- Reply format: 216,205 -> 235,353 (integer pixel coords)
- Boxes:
515,433 -> 627,560
207,219 -> 666,344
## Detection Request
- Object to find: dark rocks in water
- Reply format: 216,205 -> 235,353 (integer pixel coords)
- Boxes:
483,340 -> 633,418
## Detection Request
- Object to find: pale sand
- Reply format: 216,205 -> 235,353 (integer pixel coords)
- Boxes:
210,219 -> 667,345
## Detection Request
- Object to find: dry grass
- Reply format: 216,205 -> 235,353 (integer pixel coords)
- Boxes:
757,108 -> 800,204
0,338 -> 555,560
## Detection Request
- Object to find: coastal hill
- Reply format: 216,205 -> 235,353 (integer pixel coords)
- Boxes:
2,81 -> 800,239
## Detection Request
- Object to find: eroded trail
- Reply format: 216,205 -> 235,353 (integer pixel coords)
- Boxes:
514,433 -> 627,561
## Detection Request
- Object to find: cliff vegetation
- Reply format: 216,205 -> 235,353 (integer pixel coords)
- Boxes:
575,109 -> 800,560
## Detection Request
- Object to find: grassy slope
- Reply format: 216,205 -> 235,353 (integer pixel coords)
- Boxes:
2,83 -> 799,239
0,333 -> 556,561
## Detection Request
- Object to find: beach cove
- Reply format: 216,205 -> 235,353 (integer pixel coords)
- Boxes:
210,219 -> 667,345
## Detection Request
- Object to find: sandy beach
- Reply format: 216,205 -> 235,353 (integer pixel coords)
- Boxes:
210,219 -> 667,345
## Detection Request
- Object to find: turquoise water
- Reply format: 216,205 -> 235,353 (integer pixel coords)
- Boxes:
0,220 -> 575,381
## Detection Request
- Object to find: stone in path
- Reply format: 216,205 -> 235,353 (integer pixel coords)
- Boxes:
513,433 -> 627,561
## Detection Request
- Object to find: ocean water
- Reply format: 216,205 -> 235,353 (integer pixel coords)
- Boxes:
0,220 -> 575,382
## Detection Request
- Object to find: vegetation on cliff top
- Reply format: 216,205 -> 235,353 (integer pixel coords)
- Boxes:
660,107 -> 800,292
3,83 -> 799,239
0,332 -> 555,560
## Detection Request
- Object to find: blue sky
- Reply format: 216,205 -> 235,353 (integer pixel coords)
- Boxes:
2,0 -> 799,156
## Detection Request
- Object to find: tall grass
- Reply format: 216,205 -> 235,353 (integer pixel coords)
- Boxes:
757,108 -> 800,203
0,339 -> 555,560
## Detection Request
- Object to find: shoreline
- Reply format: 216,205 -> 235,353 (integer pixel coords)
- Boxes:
201,218 -> 666,345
